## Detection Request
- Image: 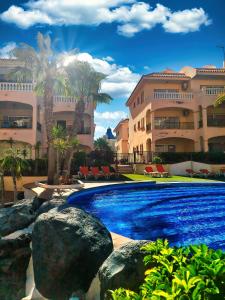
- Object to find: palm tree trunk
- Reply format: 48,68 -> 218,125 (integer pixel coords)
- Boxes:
12,175 -> 17,204
0,173 -> 4,207
43,76 -> 56,184
47,144 -> 56,185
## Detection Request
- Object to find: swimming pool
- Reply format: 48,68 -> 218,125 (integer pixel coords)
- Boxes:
68,182 -> 225,250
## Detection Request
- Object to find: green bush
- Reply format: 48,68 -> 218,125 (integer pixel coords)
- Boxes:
152,156 -> 163,164
111,240 -> 225,300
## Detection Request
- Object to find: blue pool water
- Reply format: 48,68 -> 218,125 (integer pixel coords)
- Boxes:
67,183 -> 225,250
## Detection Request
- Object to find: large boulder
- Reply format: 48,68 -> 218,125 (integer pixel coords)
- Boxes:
0,233 -> 31,300
0,199 -> 36,236
32,206 -> 113,300
36,198 -> 66,216
99,240 -> 148,299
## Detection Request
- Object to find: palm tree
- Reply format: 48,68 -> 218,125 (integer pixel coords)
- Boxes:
1,149 -> 30,203
63,61 -> 112,174
215,93 -> 225,107
9,33 -> 68,184
52,125 -> 79,181
0,164 -> 4,207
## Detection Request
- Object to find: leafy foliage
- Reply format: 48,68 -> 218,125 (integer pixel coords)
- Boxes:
111,240 -> 225,300
152,156 -> 163,164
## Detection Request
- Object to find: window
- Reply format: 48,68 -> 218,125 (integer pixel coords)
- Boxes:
154,117 -> 179,129
156,144 -> 176,152
140,144 -> 143,154
137,97 -> 140,105
141,91 -> 144,103
57,120 -> 66,129
133,101 -> 136,108
138,121 -> 141,130
141,118 -> 145,129
134,124 -> 136,131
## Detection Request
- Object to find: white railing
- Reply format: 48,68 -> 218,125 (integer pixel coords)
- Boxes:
153,92 -> 193,100
202,88 -> 225,95
0,82 -> 33,92
53,96 -> 77,103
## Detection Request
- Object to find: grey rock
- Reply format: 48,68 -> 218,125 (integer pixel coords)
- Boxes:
0,233 -> 31,300
32,206 -> 113,300
0,199 -> 36,236
36,198 -> 66,216
99,240 -> 149,299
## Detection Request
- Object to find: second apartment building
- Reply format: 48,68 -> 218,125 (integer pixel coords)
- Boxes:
126,65 -> 225,157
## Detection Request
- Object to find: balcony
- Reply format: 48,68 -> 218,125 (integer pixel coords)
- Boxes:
0,82 -> 33,92
153,92 -> 193,100
146,123 -> 151,131
207,118 -> 225,127
154,122 -> 194,130
0,118 -> 32,129
202,87 -> 225,95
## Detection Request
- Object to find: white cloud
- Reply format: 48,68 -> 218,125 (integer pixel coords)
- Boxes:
0,42 -> 16,58
102,56 -> 114,62
62,51 -> 141,98
95,111 -> 127,121
95,124 -> 107,138
0,1 -> 211,36
163,8 -> 212,33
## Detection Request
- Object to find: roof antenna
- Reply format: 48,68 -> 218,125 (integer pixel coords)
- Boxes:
217,45 -> 225,68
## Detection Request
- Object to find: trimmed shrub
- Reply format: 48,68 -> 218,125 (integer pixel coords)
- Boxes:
111,240 -> 225,300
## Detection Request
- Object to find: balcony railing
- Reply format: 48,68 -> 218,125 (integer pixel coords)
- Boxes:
153,92 -> 193,100
54,96 -> 77,103
154,122 -> 194,130
207,118 -> 225,127
203,88 -> 225,95
0,119 -> 32,129
0,82 -> 33,92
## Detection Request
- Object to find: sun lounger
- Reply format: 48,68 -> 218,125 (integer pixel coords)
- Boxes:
78,166 -> 91,179
102,166 -> 115,178
220,168 -> 225,177
186,169 -> 198,177
91,167 -> 105,179
144,166 -> 160,177
198,169 -> 215,178
156,164 -> 169,177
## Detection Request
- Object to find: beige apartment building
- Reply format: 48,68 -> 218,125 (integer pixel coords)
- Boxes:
114,118 -> 129,154
0,59 -> 95,159
117,65 -> 225,160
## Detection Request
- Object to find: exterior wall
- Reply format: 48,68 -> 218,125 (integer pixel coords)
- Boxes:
114,119 -> 129,153
3,176 -> 47,192
127,69 -> 225,154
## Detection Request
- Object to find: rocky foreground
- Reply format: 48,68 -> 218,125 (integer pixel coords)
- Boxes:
0,197 -> 147,300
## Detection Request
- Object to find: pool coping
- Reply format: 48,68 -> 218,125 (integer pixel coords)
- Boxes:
67,180 -> 225,204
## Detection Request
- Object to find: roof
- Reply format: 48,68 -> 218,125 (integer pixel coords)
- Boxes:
113,118 -> 129,132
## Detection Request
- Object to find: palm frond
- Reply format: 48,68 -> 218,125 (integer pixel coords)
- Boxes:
215,93 -> 225,107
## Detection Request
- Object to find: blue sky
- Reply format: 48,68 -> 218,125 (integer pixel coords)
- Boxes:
0,0 -> 224,138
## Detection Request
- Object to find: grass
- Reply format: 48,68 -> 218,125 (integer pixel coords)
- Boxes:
122,174 -> 225,182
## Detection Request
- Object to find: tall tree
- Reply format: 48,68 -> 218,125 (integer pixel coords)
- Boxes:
63,61 -> 112,175
10,33 -> 68,184
1,149 -> 29,203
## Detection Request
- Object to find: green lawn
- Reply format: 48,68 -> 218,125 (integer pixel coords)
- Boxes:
122,174 -> 224,182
